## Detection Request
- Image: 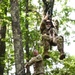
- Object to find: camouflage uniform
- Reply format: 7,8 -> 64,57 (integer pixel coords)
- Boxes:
26,54 -> 44,75
40,19 -> 65,60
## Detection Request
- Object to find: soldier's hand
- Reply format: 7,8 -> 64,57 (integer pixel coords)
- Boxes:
43,14 -> 48,20
25,63 -> 29,68
49,35 -> 53,41
42,34 -> 50,40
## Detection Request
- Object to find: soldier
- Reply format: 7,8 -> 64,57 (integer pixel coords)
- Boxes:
25,50 -> 44,75
40,15 -> 65,60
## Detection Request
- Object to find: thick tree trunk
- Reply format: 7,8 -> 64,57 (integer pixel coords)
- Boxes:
10,0 -> 25,75
42,0 -> 55,18
0,25 -> 6,75
25,0 -> 31,75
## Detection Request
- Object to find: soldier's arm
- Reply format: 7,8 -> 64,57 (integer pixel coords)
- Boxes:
35,54 -> 43,62
40,15 -> 48,34
40,20 -> 46,34
42,34 -> 50,40
25,54 -> 43,67
52,19 -> 59,33
53,28 -> 58,36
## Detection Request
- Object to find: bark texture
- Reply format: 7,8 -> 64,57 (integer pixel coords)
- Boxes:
0,25 -> 6,75
10,0 -> 25,75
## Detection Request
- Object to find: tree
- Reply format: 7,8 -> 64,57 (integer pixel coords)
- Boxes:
10,0 -> 25,75
0,24 -> 6,75
42,0 -> 54,18
0,0 -> 75,75
0,2 -> 7,75
24,0 -> 31,75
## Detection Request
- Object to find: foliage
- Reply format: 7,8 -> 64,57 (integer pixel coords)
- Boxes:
0,0 -> 75,75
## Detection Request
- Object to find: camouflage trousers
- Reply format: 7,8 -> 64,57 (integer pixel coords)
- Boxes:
42,34 -> 65,59
33,73 -> 44,75
33,74 -> 45,75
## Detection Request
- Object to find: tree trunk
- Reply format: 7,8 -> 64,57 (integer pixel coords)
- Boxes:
0,25 -> 6,75
0,6 -> 7,75
10,0 -> 25,75
25,0 -> 31,75
42,0 -> 55,18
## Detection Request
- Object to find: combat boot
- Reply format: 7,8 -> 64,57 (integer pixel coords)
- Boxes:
59,52 -> 65,60
43,49 -> 50,59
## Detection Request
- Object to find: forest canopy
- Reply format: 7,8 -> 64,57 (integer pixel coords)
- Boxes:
0,0 -> 75,75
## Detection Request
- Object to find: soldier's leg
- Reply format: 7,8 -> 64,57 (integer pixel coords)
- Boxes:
40,34 -> 50,46
41,34 -> 50,59
43,40 -> 50,59
56,36 -> 65,60
36,72 -> 45,75
38,74 -> 44,75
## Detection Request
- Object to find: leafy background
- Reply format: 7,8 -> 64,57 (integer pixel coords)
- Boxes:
0,0 -> 75,75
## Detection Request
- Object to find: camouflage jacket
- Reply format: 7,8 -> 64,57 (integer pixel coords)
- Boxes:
42,27 -> 58,36
27,54 -> 44,75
